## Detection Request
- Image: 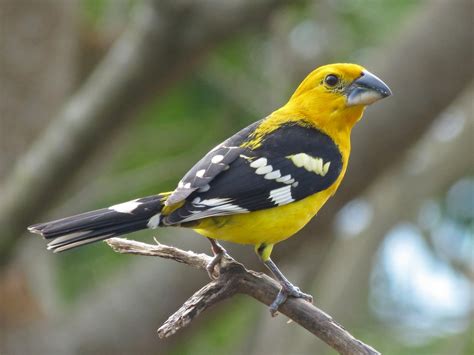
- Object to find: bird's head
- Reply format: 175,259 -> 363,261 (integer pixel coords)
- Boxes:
286,63 -> 391,131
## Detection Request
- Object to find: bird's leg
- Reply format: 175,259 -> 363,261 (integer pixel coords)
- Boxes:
264,258 -> 313,315
206,237 -> 227,279
256,243 -> 313,316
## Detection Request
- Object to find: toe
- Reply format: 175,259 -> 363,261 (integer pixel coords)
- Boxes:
206,263 -> 219,279
268,289 -> 289,316
269,305 -> 279,317
284,284 -> 313,303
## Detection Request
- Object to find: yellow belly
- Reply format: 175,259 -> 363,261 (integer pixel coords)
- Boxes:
192,187 -> 335,246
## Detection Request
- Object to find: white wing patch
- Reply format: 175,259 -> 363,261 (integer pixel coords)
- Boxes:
196,198 -> 233,207
288,153 -> 331,176
250,157 -> 267,168
196,169 -> 206,178
198,184 -> 210,192
255,165 -> 273,175
177,197 -> 248,222
264,170 -> 281,180
147,213 -> 162,229
211,154 -> 224,164
269,185 -> 294,206
166,145 -> 241,206
249,157 -> 295,185
206,204 -> 248,213
276,174 -> 293,184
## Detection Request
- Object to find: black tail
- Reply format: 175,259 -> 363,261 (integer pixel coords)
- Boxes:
28,194 -> 166,252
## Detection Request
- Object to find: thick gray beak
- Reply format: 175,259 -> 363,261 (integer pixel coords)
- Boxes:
346,70 -> 392,106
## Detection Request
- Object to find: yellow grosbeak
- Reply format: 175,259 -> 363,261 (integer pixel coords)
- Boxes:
28,63 -> 391,314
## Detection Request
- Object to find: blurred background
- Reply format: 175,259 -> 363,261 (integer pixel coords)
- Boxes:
0,0 -> 472,354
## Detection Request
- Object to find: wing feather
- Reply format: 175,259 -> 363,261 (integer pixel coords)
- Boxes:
165,120 -> 262,205
164,122 -> 343,224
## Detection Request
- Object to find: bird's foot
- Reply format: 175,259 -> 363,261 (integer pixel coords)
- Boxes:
206,239 -> 227,279
206,251 -> 227,279
269,283 -> 313,317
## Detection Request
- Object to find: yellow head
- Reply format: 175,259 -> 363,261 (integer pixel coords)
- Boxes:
284,63 -> 391,132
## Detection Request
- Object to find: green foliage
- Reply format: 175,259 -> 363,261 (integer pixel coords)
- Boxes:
170,297 -> 261,355
332,0 -> 421,44
82,0 -> 108,24
56,238 -> 128,303
81,0 -> 136,26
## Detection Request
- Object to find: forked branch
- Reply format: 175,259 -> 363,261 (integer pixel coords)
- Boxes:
106,238 -> 380,355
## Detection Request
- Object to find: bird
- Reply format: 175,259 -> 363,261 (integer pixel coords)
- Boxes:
28,63 -> 391,315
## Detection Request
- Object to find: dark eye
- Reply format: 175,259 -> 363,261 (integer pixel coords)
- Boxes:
324,74 -> 339,87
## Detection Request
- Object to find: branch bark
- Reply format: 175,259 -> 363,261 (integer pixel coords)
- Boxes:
106,237 -> 380,355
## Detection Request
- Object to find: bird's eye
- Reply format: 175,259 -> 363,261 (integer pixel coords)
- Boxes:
324,74 -> 339,87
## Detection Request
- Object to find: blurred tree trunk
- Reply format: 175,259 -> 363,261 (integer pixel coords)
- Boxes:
0,0 -> 78,178
0,0 -> 78,350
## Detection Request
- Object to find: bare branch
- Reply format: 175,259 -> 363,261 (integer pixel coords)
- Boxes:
106,237 -> 380,355
107,238 -> 211,270
157,278 -> 235,338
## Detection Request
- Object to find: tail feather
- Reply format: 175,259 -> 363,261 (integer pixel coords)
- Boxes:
28,194 -> 166,252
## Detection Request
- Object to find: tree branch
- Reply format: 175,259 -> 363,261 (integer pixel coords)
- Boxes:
106,237 -> 380,355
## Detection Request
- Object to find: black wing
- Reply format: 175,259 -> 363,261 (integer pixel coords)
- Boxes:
164,122 -> 343,225
165,120 -> 262,206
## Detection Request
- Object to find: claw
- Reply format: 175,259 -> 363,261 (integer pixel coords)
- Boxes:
269,283 -> 313,317
206,238 -> 227,280
261,257 -> 313,316
206,252 -> 225,279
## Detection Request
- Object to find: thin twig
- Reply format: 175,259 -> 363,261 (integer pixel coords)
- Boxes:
106,237 -> 380,355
